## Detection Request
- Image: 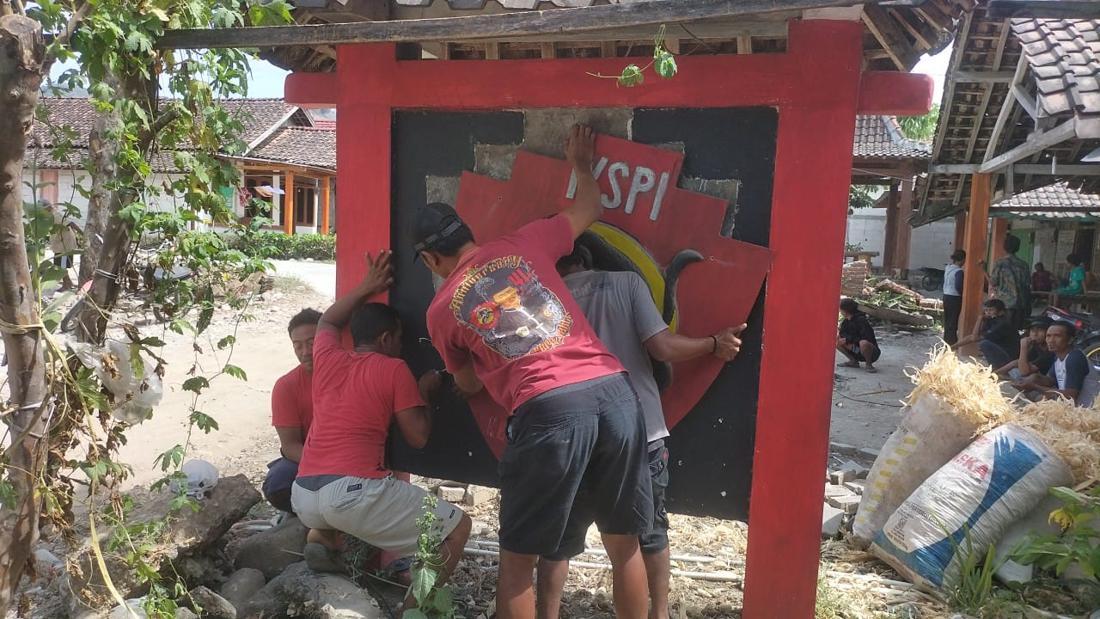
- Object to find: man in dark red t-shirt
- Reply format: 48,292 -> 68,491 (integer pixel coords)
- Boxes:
416,125 -> 652,619
262,308 -> 320,513
290,254 -> 471,605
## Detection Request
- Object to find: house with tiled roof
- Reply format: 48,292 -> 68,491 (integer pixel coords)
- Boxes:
23,98 -> 336,235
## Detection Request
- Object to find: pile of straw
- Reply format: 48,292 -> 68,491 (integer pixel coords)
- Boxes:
1004,399 -> 1100,483
905,344 -> 1012,425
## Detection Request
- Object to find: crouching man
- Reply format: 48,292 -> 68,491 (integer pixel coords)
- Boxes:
291,251 -> 471,607
1013,321 -> 1091,405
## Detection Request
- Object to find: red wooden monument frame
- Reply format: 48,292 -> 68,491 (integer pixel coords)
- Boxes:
285,20 -> 931,617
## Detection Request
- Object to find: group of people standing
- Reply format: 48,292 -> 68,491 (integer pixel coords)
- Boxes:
258,125 -> 749,619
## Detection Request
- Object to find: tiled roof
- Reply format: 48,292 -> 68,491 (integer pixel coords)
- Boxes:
25,147 -> 180,173
852,115 -> 932,160
994,181 -> 1100,210
1012,18 -> 1100,132
246,126 -> 336,171
30,97 -> 297,150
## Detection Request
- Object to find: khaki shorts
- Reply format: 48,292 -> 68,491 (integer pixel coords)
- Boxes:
291,475 -> 463,556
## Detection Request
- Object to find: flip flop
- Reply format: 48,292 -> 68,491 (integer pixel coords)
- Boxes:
838,361 -> 860,368
865,366 -> 878,374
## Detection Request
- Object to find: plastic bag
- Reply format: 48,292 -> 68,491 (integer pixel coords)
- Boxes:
72,339 -> 162,424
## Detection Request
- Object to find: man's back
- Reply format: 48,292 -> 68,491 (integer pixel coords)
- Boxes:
564,270 -> 670,443
299,328 -> 423,479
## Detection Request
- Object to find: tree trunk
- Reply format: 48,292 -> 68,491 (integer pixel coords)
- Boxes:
0,14 -> 48,616
76,72 -> 156,344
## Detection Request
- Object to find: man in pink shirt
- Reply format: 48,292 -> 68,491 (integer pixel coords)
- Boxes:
291,253 -> 471,608
415,125 -> 652,619
262,308 -> 320,514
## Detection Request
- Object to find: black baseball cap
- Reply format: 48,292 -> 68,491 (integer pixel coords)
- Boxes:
412,202 -> 467,258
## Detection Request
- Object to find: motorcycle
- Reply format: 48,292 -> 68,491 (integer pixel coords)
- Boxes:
1042,306 -> 1100,371
919,267 -> 945,292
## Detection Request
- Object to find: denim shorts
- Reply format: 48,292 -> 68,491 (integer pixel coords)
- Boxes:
497,373 -> 653,555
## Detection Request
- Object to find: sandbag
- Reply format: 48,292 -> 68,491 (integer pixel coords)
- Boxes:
993,495 -> 1062,584
853,392 -> 982,544
872,425 -> 1073,589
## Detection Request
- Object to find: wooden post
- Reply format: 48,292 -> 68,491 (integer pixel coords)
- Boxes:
959,173 -> 991,337
894,177 -> 914,276
882,182 -> 899,273
320,176 -> 331,235
991,217 -> 1009,263
954,211 -> 967,250
284,171 -> 295,235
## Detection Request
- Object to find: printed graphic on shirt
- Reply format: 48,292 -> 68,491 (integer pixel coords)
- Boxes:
450,256 -> 572,358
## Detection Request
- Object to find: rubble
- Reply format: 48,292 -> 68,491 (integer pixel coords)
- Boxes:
847,276 -> 945,329
242,562 -> 384,619
435,481 -> 467,504
830,460 -> 869,485
186,586 -> 237,619
219,568 -> 267,614
62,475 -> 261,615
230,516 -> 309,580
822,504 -> 845,538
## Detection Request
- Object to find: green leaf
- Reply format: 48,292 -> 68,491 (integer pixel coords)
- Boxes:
655,50 -> 678,79
402,610 -> 429,619
0,480 -> 18,510
140,337 -> 166,347
182,377 -> 210,394
222,364 -> 247,381
197,303 -> 214,335
149,7 -> 170,22
154,445 -> 185,472
129,343 -> 145,380
429,586 -> 454,613
410,566 -> 437,605
189,411 -> 219,434
618,64 -> 644,87
217,335 -> 236,350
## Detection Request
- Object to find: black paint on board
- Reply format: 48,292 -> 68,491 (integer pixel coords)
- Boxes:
387,108 -> 777,519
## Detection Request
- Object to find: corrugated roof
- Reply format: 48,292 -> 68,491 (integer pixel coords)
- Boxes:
853,115 -> 932,160
246,126 -> 336,171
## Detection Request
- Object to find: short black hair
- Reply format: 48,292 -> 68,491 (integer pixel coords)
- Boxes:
984,298 -> 1007,311
287,308 -> 322,335
1068,253 -> 1085,266
1029,317 -> 1052,330
1035,262 -> 1046,271
951,250 -> 966,262
839,298 -> 859,314
413,202 -> 475,258
349,303 -> 401,347
1004,234 -> 1021,254
429,225 -> 474,257
556,244 -> 593,272
1049,321 -> 1077,338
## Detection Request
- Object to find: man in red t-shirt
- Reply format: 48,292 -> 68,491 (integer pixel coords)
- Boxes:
415,125 -> 652,619
291,253 -> 471,604
262,308 -> 320,513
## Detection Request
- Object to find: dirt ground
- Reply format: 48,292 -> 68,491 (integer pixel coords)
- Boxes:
14,264 -> 952,618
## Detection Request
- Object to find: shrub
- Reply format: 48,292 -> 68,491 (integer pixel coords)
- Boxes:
185,230 -> 336,261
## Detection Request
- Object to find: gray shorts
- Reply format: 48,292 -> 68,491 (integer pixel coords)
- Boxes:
291,475 -> 464,557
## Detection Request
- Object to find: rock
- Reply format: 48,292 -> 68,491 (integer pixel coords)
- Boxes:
857,447 -> 881,460
188,586 -> 236,619
175,609 -> 199,619
175,554 -> 221,587
822,504 -> 845,538
843,480 -> 866,495
62,475 -> 261,615
826,493 -> 862,515
464,485 -> 495,506
220,568 -> 266,614
830,460 -> 869,485
824,484 -> 850,500
232,516 -> 309,580
436,483 -> 466,504
110,599 -> 149,619
243,562 -> 383,619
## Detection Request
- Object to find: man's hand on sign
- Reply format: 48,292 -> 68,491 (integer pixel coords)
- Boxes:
360,250 -> 394,296
565,124 -> 595,171
713,324 -> 748,362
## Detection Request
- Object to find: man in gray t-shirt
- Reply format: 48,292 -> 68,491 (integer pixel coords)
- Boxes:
536,245 -> 745,619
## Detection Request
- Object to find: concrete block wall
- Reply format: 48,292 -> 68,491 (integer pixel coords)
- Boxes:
845,210 -> 956,270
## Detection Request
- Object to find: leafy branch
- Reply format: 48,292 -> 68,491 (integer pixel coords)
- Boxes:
404,494 -> 455,619
588,24 -> 678,87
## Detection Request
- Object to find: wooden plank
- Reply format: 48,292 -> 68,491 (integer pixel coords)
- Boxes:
979,119 -> 1076,173
889,7 -> 935,51
284,171 -> 295,236
157,0 -> 871,49
484,41 -> 499,59
738,35 -> 752,54
540,42 -> 555,58
933,163 -> 1100,175
959,173 -> 990,337
951,70 -> 1015,83
982,54 -> 1029,163
914,0 -> 953,30
320,176 -> 330,236
861,3 -> 914,71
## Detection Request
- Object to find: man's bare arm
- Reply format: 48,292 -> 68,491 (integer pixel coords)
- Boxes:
561,125 -> 601,239
319,250 -> 393,332
645,324 -> 747,363
275,426 -> 305,462
395,406 -> 432,449
452,363 -> 485,397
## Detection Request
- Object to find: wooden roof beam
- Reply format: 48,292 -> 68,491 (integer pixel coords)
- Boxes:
932,163 -> 1100,175
982,54 -> 1029,164
861,3 -> 915,70
979,118 -> 1077,173
158,0 -> 879,49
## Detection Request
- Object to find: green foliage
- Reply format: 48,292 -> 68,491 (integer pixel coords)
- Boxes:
946,525 -> 1001,614
404,494 -> 455,618
897,104 -> 940,142
1013,485 -> 1100,580
849,185 -> 878,210
605,24 -> 677,87
184,230 -> 335,261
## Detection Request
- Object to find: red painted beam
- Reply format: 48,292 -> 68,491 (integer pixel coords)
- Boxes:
857,71 -> 934,116
284,72 -> 338,108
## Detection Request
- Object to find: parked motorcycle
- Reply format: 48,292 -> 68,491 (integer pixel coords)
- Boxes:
919,267 -> 945,292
